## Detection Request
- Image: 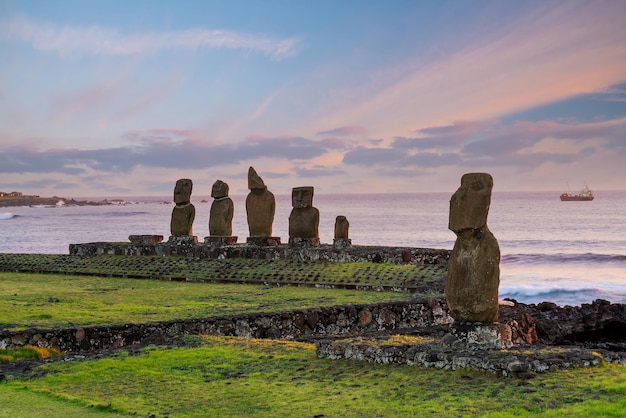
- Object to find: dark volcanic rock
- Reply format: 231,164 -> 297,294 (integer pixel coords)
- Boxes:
500,299 -> 626,345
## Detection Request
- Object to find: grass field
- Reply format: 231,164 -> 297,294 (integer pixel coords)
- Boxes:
0,271 -> 414,331
1,259 -> 625,417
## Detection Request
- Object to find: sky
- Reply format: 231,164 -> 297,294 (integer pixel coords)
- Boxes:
1,0 -> 625,198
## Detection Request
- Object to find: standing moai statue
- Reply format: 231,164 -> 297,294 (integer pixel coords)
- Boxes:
333,215 -> 351,249
446,173 -> 500,323
288,186 -> 320,247
170,178 -> 196,240
246,167 -> 279,245
205,179 -> 237,245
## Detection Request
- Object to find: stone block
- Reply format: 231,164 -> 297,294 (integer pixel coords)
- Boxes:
246,236 -> 281,246
128,235 -> 164,244
204,236 -> 238,246
288,237 -> 320,248
167,236 -> 198,245
333,238 -> 352,250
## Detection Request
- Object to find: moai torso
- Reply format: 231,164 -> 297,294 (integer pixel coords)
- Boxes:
289,186 -> 319,239
245,167 -> 275,237
170,178 -> 195,236
209,180 -> 234,236
446,173 -> 500,323
334,216 -> 349,239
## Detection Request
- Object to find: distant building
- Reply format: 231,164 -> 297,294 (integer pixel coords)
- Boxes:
0,191 -> 24,197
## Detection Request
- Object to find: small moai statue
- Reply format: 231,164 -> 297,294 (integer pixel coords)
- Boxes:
333,215 -> 351,249
446,173 -> 500,323
288,186 -> 320,247
246,167 -> 279,245
205,179 -> 237,245
170,178 -> 197,241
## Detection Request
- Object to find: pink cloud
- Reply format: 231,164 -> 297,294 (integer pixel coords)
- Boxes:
313,2 -> 626,139
316,126 -> 367,137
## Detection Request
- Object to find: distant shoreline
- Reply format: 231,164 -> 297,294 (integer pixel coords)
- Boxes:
0,196 -> 113,208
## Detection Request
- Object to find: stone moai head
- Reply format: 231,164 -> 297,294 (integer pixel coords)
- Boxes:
292,186 -> 314,209
173,178 -> 193,205
211,180 -> 229,199
248,167 -> 266,191
448,173 -> 493,232
334,215 -> 349,239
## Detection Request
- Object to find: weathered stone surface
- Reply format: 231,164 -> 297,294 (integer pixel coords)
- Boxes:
444,322 -> 513,349
333,216 -> 352,248
170,179 -> 195,236
448,173 -> 493,231
204,236 -> 238,246
66,242 -> 450,265
333,238 -> 352,250
246,167 -> 276,237
208,180 -> 234,237
246,236 -> 281,246
289,186 -> 319,246
288,237 -> 320,247
501,298 -> 626,345
167,236 -> 198,245
128,235 -> 163,244
446,173 -> 500,323
0,300 -> 452,352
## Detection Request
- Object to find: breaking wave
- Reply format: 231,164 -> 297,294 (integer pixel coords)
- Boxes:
502,253 -> 626,266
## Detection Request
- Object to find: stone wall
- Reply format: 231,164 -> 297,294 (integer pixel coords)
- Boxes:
69,241 -> 450,265
0,300 -> 453,352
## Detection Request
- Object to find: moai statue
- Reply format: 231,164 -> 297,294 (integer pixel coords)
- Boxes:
170,178 -> 196,238
288,186 -> 320,247
246,167 -> 279,245
333,215 -> 351,249
446,173 -> 500,323
205,179 -> 237,245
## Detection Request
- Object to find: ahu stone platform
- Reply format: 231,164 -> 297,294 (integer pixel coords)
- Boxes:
69,236 -> 450,265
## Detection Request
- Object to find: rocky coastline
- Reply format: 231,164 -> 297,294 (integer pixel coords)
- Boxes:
0,195 -> 114,208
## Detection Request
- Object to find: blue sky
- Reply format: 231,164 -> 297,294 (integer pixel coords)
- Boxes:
1,0 -> 625,197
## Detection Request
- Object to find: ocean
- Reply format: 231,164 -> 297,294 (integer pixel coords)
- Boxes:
1,191 -> 625,307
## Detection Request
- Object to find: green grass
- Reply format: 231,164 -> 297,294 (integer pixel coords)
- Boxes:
1,257 -> 624,417
0,386 -> 131,418
0,253 -> 446,290
3,336 -> 625,417
0,272 -> 415,331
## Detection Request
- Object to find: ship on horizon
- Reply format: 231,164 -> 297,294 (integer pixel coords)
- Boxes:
560,184 -> 594,201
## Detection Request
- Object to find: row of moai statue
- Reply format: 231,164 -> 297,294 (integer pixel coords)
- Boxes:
170,167 -> 351,248
171,169 -> 500,324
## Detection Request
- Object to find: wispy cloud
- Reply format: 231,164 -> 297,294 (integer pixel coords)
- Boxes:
315,2 -> 626,136
343,117 -> 626,170
0,131 -> 343,174
0,15 -> 301,59
316,126 -> 367,137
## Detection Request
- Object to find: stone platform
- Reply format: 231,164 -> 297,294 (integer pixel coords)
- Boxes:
315,328 -> 624,377
69,238 -> 450,265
